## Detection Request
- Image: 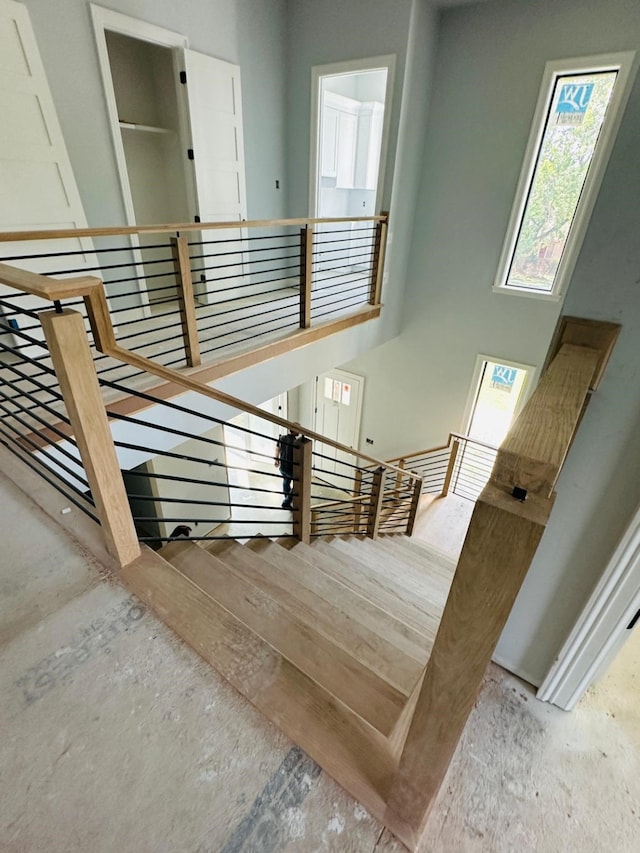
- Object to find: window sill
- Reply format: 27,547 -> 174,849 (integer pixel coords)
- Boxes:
492,284 -> 562,303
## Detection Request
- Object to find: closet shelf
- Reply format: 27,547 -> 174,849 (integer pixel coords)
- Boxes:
119,121 -> 172,135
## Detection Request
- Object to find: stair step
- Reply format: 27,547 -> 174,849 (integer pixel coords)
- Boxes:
336,537 -> 454,608
375,538 -> 457,587
164,541 -> 408,736
247,541 -> 428,664
119,548 -> 395,823
379,534 -> 457,570
293,539 -> 439,641
236,538 -> 426,692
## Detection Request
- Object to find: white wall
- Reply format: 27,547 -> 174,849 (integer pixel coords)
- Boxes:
147,426 -> 230,539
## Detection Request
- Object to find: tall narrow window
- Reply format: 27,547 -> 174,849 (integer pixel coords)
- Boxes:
494,53 -> 635,299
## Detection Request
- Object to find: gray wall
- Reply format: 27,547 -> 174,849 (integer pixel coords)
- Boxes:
497,58 -> 640,685
19,0 -> 436,419
345,0 -> 640,684
21,0 -> 638,687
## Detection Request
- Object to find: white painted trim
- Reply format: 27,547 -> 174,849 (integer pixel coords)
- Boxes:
493,50 -> 637,302
90,5 -> 188,48
313,368 -> 365,452
89,5 -> 191,316
309,55 -> 396,217
460,353 -> 537,438
537,505 -> 640,710
90,5 -> 188,229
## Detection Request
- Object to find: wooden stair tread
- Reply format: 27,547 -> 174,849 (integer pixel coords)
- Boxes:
164,541 -> 408,736
336,537 -> 454,605
119,547 -> 396,825
294,539 -> 439,640
248,540 -> 429,660
379,535 -> 457,572
233,538 -> 426,691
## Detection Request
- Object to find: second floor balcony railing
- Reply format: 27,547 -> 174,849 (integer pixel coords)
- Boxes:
0,214 -> 388,392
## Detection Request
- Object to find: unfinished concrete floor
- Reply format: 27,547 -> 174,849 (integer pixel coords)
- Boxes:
1,469 -> 639,852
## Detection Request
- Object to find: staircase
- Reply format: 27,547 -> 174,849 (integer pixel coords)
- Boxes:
120,534 -> 456,747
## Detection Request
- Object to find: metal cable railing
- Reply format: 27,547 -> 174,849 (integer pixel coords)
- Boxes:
309,445 -> 419,538
0,302 -> 96,520
310,224 -> 376,324
0,214 -> 408,555
449,437 -> 498,501
0,215 -> 386,384
393,433 -> 498,503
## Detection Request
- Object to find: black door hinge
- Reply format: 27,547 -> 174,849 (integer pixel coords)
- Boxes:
194,215 -> 201,223
179,70 -> 187,84
187,148 -> 194,160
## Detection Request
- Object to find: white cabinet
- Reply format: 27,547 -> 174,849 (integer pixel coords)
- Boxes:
320,92 -> 384,191
321,93 -> 358,187
354,101 -> 384,191
321,106 -> 339,178
335,110 -> 358,188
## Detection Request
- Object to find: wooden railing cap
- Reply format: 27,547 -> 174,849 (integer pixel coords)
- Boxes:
0,263 -> 102,300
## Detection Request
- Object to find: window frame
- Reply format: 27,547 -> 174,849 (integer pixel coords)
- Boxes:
493,51 -> 637,302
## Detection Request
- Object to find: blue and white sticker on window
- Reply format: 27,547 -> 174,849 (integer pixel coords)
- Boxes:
555,81 -> 594,125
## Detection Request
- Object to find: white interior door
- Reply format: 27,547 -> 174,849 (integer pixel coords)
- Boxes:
182,49 -> 247,304
313,369 -> 364,489
0,0 -> 96,352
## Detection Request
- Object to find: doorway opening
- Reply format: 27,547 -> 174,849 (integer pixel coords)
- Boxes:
311,368 -> 364,497
456,356 -> 534,500
311,57 -> 394,220
538,503 -> 640,711
465,357 -> 532,447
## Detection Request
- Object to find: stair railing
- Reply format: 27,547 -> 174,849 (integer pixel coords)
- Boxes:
0,249 -> 419,564
384,431 -> 500,502
0,213 -> 388,383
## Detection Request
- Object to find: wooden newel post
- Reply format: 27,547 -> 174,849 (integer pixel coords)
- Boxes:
170,235 -> 201,368
366,467 -> 385,539
441,437 -> 460,497
299,225 -> 313,329
353,468 -> 364,533
385,485 -> 552,847
41,308 -> 141,567
405,476 -> 423,537
369,215 -> 388,306
394,458 -> 405,499
292,436 -> 312,544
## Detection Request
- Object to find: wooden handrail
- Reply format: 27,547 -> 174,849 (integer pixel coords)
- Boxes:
0,214 -> 387,243
0,263 -> 103,300
384,432 -> 499,467
311,493 -> 373,513
492,344 -> 599,498
105,338 -> 420,481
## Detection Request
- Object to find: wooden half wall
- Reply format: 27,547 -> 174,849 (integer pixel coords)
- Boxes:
384,317 -> 620,849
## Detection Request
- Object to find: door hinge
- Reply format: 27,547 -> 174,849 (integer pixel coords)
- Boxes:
187,148 -> 194,160
194,215 -> 201,223
179,70 -> 187,84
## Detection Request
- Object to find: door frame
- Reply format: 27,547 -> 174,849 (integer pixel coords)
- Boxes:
309,55 -> 396,217
537,504 -> 640,710
461,353 -> 537,439
90,5 -> 191,229
312,368 -> 365,451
